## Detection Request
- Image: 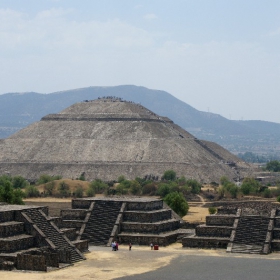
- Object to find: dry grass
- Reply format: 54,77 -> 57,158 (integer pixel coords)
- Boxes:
36,179 -> 90,195
183,206 -> 208,223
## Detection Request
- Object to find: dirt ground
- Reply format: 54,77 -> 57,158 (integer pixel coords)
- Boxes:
0,244 -> 179,280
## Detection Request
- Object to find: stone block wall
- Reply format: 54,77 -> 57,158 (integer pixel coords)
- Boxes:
217,208 -> 237,215
16,253 -> 47,272
182,237 -> 229,249
126,200 -> 163,211
118,233 -> 178,246
274,217 -> 280,227
196,225 -> 232,238
123,209 -> 171,223
0,211 -> 14,223
206,215 -> 235,226
121,220 -> 180,234
61,220 -> 84,230
72,199 -> 92,209
61,209 -> 87,220
0,222 -> 24,237
0,236 -> 34,253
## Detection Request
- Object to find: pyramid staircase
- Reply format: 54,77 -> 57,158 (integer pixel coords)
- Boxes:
81,200 -> 123,245
59,199 -> 124,246
229,216 -> 270,254
22,208 -> 84,263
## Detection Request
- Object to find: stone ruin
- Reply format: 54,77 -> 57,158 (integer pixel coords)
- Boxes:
0,97 -> 253,183
183,202 -> 280,254
0,197 -> 188,271
0,204 -> 87,272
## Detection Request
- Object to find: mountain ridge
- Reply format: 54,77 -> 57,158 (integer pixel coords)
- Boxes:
0,85 -> 279,157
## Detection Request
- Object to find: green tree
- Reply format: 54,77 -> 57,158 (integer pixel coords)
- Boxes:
129,180 -> 142,195
78,173 -> 86,181
86,187 -> 95,197
90,179 -> 108,194
117,175 -> 126,183
266,160 -> 280,172
74,186 -> 84,198
162,170 -> 176,181
240,178 -> 260,195
0,177 -> 25,204
116,184 -> 128,195
12,176 -> 28,189
44,181 -> 55,196
164,192 -> 189,217
25,185 -> 40,198
0,180 -> 14,202
36,174 -> 53,185
156,183 -> 171,198
58,181 -> 70,197
186,179 -> 202,194
12,189 -> 25,204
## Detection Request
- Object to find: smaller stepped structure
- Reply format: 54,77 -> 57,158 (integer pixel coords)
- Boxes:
182,207 -> 236,249
183,205 -> 280,255
0,204 -> 87,272
58,197 -> 186,246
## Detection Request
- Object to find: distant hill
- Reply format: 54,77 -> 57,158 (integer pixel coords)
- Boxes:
0,85 -> 279,157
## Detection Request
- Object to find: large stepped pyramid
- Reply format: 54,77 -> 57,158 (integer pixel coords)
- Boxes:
0,97 -> 252,182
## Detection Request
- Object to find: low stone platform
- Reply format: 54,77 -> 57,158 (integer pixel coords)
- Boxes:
183,205 -> 280,255
58,197 -> 182,247
0,204 -> 87,271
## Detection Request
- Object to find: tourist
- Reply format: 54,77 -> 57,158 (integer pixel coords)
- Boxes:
150,243 -> 154,250
112,241 -> 116,251
129,243 -> 132,250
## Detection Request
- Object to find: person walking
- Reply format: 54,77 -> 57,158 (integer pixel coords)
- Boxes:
129,243 -> 132,251
150,243 -> 154,250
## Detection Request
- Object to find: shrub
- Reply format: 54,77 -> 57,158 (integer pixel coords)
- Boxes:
277,196 -> 280,203
44,181 -> 55,196
117,175 -> 126,183
162,170 -> 176,181
58,181 -> 70,197
208,207 -> 217,214
142,183 -> 157,195
12,176 -> 28,189
156,183 -> 171,198
74,186 -> 84,198
86,187 -> 95,197
36,174 -> 53,185
164,192 -> 189,217
25,185 -> 40,198
186,179 -> 202,194
90,179 -> 108,194
12,189 -> 25,204
116,184 -> 128,195
263,188 -> 272,198
78,173 -> 86,181
129,180 -> 142,195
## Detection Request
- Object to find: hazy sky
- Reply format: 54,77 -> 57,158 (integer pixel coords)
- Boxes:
0,0 -> 279,123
